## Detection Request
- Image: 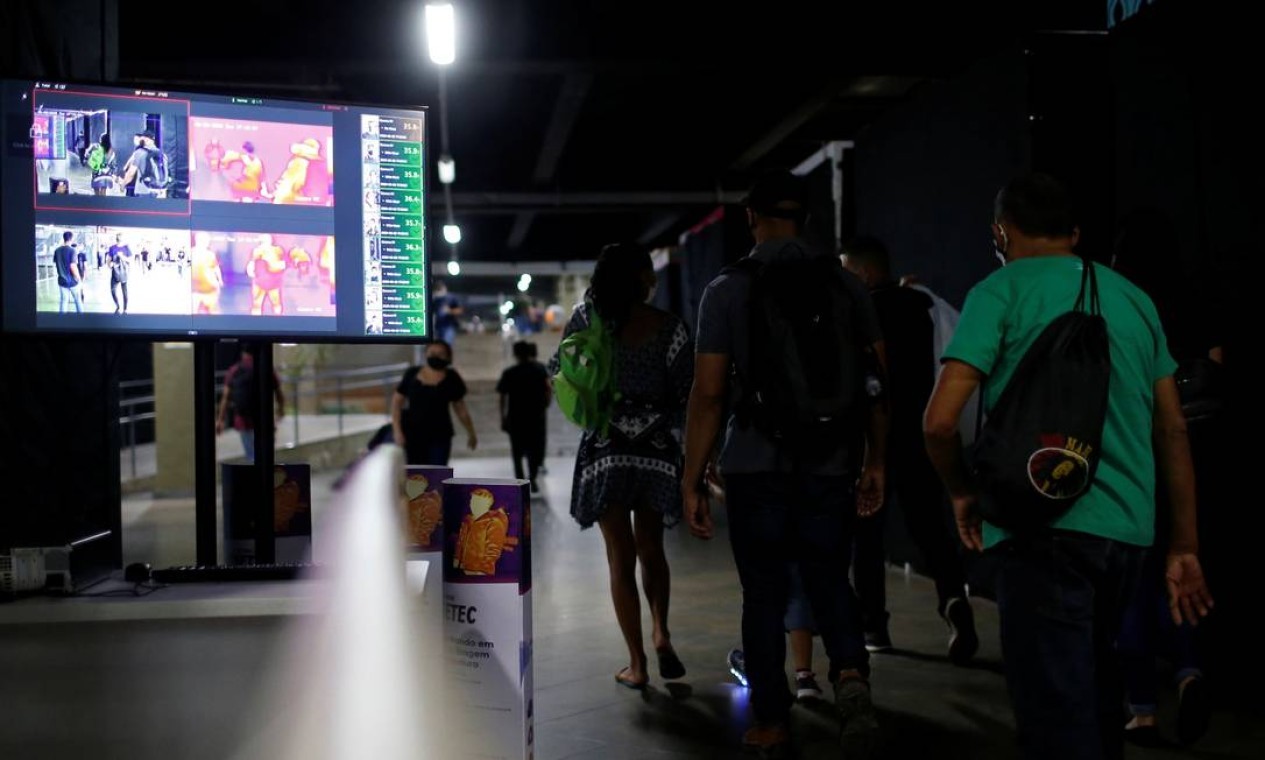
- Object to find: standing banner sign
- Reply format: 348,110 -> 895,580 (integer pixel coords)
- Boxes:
442,478 -> 533,760
222,463 -> 312,564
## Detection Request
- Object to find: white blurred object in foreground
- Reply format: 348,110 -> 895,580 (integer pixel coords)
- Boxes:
233,445 -> 453,760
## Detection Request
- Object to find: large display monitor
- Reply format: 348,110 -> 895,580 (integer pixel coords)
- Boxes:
0,80 -> 429,341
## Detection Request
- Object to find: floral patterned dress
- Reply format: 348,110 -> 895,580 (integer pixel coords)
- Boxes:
551,303 -> 694,528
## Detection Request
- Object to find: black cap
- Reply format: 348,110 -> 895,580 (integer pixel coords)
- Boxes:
135,130 -> 155,140
742,169 -> 807,220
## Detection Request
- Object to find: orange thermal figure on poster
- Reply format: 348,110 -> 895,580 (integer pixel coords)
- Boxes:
454,488 -> 518,576
247,234 -> 287,315
404,475 -> 443,548
190,232 -> 224,314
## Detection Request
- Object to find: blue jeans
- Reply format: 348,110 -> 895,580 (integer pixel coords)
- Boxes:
726,473 -> 869,724
1118,548 -> 1202,716
994,531 -> 1145,760
60,285 -> 82,313
239,429 -> 256,462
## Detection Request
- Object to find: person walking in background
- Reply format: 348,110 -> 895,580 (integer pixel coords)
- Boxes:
842,236 -> 978,661
1112,207 -> 1223,747
432,280 -> 464,345
924,174 -> 1214,760
683,171 -> 887,756
54,231 -> 82,314
550,243 -> 693,691
498,340 -> 551,491
216,344 -> 285,462
392,340 -> 478,466
106,233 -> 132,314
74,243 -> 88,283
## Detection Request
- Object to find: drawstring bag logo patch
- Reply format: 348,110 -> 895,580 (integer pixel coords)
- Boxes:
1027,434 -> 1093,500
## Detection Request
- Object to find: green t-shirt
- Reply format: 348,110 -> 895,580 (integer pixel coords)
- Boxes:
944,256 -> 1177,549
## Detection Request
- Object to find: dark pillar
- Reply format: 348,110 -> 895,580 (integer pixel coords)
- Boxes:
194,341 -> 217,565
253,343 -> 276,564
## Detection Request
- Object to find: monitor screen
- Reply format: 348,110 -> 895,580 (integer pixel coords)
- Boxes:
0,80 -> 429,342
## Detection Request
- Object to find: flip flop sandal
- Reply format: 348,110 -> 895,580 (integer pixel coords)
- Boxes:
615,667 -> 647,690
657,649 -> 686,680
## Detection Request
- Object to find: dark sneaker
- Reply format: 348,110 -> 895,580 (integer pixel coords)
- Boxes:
727,648 -> 749,688
742,723 -> 792,758
794,671 -> 824,701
944,597 -> 979,665
1177,676 -> 1211,745
864,628 -> 894,654
1124,724 -> 1164,748
834,676 -> 878,757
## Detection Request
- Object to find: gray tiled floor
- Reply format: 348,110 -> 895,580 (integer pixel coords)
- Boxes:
4,454 -> 1263,759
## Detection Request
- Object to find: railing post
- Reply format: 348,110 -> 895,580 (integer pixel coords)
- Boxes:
337,376 -> 344,437
129,416 -> 137,480
292,376 -> 300,446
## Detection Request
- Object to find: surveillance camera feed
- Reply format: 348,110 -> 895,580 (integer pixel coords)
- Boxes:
2,80 -> 428,341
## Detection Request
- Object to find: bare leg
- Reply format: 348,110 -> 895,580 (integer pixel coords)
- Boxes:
633,506 -> 672,652
599,506 -> 647,684
789,629 -> 814,672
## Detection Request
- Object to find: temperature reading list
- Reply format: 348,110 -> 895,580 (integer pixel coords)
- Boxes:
362,114 -> 426,336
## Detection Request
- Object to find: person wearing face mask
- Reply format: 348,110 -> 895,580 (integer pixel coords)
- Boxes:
392,340 -> 478,466
548,242 -> 694,691
924,174 -> 1213,760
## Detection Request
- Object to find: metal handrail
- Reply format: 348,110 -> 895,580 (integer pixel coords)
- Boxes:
118,361 -> 410,481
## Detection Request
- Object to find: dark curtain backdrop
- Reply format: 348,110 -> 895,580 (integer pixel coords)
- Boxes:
1111,0 -> 1258,696
854,50 -> 1032,309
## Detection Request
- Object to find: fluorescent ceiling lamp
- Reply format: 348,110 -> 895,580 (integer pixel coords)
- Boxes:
516,279 -> 529,293
442,224 -> 462,245
425,4 -> 456,65
518,273 -> 532,286
437,155 -> 456,185
446,260 -> 461,276
499,300 -> 514,316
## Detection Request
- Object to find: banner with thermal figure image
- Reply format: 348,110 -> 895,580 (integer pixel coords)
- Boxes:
442,478 -> 533,760
190,118 -> 333,206
35,224 -> 192,315
193,230 -> 335,317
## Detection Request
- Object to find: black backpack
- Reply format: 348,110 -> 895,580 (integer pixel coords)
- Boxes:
228,362 -> 257,423
142,148 -> 170,189
727,244 -> 871,463
971,259 -> 1111,534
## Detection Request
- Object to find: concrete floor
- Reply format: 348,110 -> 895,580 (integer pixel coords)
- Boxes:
3,454 -> 1263,759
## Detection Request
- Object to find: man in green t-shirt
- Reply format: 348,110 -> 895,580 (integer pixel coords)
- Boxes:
923,174 -> 1213,760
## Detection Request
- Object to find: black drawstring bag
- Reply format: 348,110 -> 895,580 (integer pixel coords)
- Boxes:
971,259 -> 1111,535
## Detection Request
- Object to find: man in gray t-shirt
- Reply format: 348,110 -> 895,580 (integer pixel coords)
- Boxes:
681,171 -> 888,754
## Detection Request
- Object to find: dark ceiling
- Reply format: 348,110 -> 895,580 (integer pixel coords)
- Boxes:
117,0 -> 1103,264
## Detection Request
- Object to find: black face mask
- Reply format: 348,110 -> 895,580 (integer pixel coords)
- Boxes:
427,356 -> 450,370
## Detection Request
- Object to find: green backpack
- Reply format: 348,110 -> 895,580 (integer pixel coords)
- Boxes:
553,304 -> 619,436
86,144 -> 107,174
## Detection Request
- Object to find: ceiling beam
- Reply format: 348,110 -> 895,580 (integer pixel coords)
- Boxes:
730,76 -> 855,172
509,73 -> 595,248
507,212 -> 537,247
533,73 -> 594,183
637,212 -> 683,245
